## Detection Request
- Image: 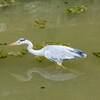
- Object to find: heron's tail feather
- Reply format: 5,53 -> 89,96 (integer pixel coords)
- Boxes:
74,49 -> 87,58
79,52 -> 87,58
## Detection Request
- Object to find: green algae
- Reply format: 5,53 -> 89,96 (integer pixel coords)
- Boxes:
8,48 -> 27,57
0,0 -> 21,8
33,20 -> 47,29
65,5 -> 87,14
0,43 -> 7,45
93,52 -> 100,57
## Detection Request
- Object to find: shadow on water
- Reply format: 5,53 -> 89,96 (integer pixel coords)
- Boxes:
9,67 -> 85,81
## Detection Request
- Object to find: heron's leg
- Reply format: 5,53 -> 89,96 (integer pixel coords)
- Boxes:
61,65 -> 68,70
57,62 -> 67,70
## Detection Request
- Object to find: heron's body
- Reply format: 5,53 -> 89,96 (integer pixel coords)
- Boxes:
8,38 -> 87,68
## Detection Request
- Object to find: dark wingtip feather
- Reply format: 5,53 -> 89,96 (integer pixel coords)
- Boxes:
76,50 -> 87,58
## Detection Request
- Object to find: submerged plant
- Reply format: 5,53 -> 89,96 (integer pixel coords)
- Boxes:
93,52 -> 100,57
65,5 -> 87,14
33,20 -> 47,29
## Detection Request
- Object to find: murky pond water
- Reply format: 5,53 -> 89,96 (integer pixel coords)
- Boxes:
0,0 -> 100,100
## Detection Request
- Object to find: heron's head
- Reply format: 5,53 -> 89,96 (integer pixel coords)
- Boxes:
8,38 -> 27,46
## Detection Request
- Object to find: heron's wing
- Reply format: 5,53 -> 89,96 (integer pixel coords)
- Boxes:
44,45 -> 86,62
44,46 -> 75,62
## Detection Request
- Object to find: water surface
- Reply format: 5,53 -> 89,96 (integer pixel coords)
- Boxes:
0,0 -> 100,100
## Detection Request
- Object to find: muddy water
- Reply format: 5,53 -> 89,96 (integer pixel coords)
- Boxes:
0,0 -> 100,100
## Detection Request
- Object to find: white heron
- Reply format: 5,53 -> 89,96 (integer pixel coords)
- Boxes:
8,38 -> 87,69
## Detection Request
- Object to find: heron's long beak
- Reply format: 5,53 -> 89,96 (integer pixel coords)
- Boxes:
8,42 -> 18,46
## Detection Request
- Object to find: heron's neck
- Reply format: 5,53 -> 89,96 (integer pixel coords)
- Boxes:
26,41 -> 43,56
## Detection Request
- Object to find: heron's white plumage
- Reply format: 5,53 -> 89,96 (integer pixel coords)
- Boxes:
43,46 -> 76,60
42,45 -> 86,62
9,38 -> 87,67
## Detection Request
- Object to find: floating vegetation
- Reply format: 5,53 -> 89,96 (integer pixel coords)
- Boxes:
0,0 -> 21,8
0,43 -> 7,45
64,1 -> 68,4
0,48 -> 27,58
34,43 -> 44,50
93,52 -> 100,57
35,41 -> 71,49
40,86 -> 46,89
44,41 -> 71,47
0,50 -> 7,58
7,48 -> 27,57
20,48 -> 28,55
65,5 -> 87,14
33,20 -> 47,29
7,52 -> 23,56
33,43 -> 46,62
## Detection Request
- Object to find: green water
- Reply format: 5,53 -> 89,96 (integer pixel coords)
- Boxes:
0,0 -> 100,100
